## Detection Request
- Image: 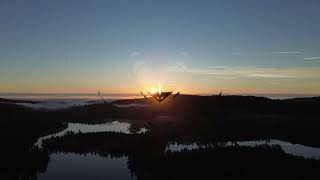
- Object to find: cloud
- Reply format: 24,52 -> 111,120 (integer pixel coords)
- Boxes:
270,51 -> 301,54
170,65 -> 320,79
231,51 -> 301,56
304,57 -> 320,60
130,51 -> 141,57
247,73 -> 296,78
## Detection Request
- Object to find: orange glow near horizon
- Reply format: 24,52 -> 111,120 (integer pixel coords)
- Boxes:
2,81 -> 320,96
149,83 -> 162,95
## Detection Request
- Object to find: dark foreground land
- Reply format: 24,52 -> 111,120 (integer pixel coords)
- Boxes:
1,95 -> 320,179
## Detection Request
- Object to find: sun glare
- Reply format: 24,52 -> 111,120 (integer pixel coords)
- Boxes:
150,88 -> 157,94
149,83 -> 162,94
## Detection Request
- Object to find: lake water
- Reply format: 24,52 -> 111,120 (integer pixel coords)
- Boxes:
33,120 -> 320,180
35,121 -> 148,147
37,153 -> 135,180
37,139 -> 320,180
166,140 -> 320,159
35,121 -> 146,179
37,120 -> 320,159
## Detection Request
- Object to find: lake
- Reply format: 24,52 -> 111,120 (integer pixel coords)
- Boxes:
166,140 -> 320,159
35,121 -> 148,148
33,120 -> 320,179
37,153 -> 135,180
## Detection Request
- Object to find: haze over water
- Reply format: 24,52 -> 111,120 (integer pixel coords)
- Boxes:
0,93 -> 318,101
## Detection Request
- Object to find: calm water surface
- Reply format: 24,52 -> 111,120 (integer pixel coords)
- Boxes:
35,121 -> 147,147
166,140 -> 320,159
37,153 -> 135,180
33,119 -> 320,179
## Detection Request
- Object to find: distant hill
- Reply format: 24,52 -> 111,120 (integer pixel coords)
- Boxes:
283,96 -> 320,104
0,98 -> 41,104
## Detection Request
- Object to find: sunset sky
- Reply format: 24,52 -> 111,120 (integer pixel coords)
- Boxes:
1,0 -> 320,95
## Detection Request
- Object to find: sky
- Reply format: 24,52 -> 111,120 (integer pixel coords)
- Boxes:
1,0 -> 320,95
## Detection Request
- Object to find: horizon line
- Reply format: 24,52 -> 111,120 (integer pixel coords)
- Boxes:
0,92 -> 319,96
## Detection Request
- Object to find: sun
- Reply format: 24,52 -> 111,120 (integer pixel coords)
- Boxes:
149,83 -> 162,94
150,87 -> 157,94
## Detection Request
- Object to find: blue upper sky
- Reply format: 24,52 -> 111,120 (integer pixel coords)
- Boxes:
1,0 -> 320,94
